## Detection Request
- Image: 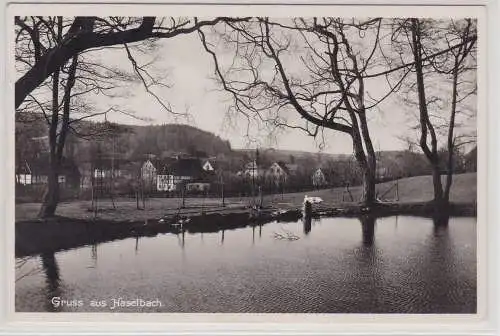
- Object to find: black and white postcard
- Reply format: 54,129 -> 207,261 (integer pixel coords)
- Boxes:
3,2 -> 495,335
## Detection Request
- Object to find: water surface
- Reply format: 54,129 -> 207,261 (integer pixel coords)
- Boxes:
15,215 -> 476,313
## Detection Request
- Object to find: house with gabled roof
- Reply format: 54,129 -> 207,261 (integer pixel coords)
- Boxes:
202,159 -> 218,172
141,159 -> 157,187
93,157 -> 125,179
242,160 -> 265,179
16,155 -> 81,189
15,160 -> 32,185
265,162 -> 289,185
312,167 -> 327,188
156,157 -> 206,192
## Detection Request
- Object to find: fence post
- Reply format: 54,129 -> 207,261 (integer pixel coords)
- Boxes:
395,180 -> 399,201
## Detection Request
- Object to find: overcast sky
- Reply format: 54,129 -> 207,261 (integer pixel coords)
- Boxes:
79,22 -> 473,155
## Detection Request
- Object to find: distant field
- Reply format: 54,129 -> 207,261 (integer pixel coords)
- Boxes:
15,173 -> 477,222
298,172 -> 477,204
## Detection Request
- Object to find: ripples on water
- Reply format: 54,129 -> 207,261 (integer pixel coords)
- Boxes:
15,216 -> 476,313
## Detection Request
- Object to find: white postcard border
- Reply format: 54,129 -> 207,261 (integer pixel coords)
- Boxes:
1,1 -> 498,335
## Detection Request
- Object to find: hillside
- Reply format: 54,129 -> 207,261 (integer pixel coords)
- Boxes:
235,148 -> 351,163
122,123 -> 232,159
15,114 -> 233,162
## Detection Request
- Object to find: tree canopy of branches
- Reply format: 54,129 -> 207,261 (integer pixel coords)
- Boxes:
391,18 -> 477,207
198,17 -> 477,207
15,16 -> 250,108
199,18 -> 413,205
15,16 -> 249,218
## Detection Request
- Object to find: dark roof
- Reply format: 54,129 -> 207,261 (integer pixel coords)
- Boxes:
93,157 -> 127,170
151,157 -> 176,171
24,155 -> 80,176
159,158 -> 204,177
270,161 -> 298,175
16,161 -> 31,175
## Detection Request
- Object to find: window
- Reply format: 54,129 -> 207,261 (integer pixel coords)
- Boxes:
58,175 -> 66,183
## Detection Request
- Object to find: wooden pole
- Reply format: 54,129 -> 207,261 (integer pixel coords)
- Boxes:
110,136 -> 116,209
221,174 -> 225,207
395,180 -> 399,201
91,175 -> 95,217
181,182 -> 186,208
259,185 -> 263,208
136,188 -> 140,210
141,178 -> 145,210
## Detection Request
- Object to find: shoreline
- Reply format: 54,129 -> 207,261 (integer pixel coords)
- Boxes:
15,201 -> 476,258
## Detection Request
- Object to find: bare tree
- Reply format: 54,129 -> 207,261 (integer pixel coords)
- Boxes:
16,17 -> 163,217
15,16 -> 250,108
199,18 -> 409,205
393,18 -> 476,208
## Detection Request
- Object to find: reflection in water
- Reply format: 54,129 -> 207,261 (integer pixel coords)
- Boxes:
303,216 -> 312,235
176,230 -> 186,249
413,215 -> 461,313
16,215 -> 476,313
433,214 -> 450,236
91,243 -> 98,265
40,252 -> 61,312
134,236 -> 139,254
360,215 -> 376,246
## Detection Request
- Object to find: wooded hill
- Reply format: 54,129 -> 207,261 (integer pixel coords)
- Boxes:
15,113 -> 353,169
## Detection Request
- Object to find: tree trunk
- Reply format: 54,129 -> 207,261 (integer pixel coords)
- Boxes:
37,55 -> 78,219
351,129 -> 377,206
443,55 -> 461,203
431,163 -> 444,201
38,166 -> 60,218
358,110 -> 377,206
361,165 -> 377,206
38,52 -> 61,218
411,19 -> 448,211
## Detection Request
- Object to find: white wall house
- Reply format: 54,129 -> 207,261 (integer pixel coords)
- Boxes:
141,159 -> 158,189
157,174 -> 193,192
202,160 -> 215,172
156,158 -> 204,192
16,161 -> 32,185
265,162 -> 288,185
243,160 -> 264,179
312,168 -> 327,187
16,173 -> 32,185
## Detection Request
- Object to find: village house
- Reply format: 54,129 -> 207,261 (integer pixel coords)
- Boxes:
265,162 -> 289,186
15,156 -> 81,189
312,167 -> 327,187
202,159 -> 217,172
93,158 -> 124,179
15,161 -> 32,185
141,159 -> 157,185
242,160 -> 265,179
78,162 -> 93,189
157,158 -> 207,192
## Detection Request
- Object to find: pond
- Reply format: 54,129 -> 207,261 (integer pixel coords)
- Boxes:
15,215 -> 477,313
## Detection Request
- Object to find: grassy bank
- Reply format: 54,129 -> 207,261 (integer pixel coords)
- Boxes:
15,173 -> 477,257
15,173 -> 477,223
